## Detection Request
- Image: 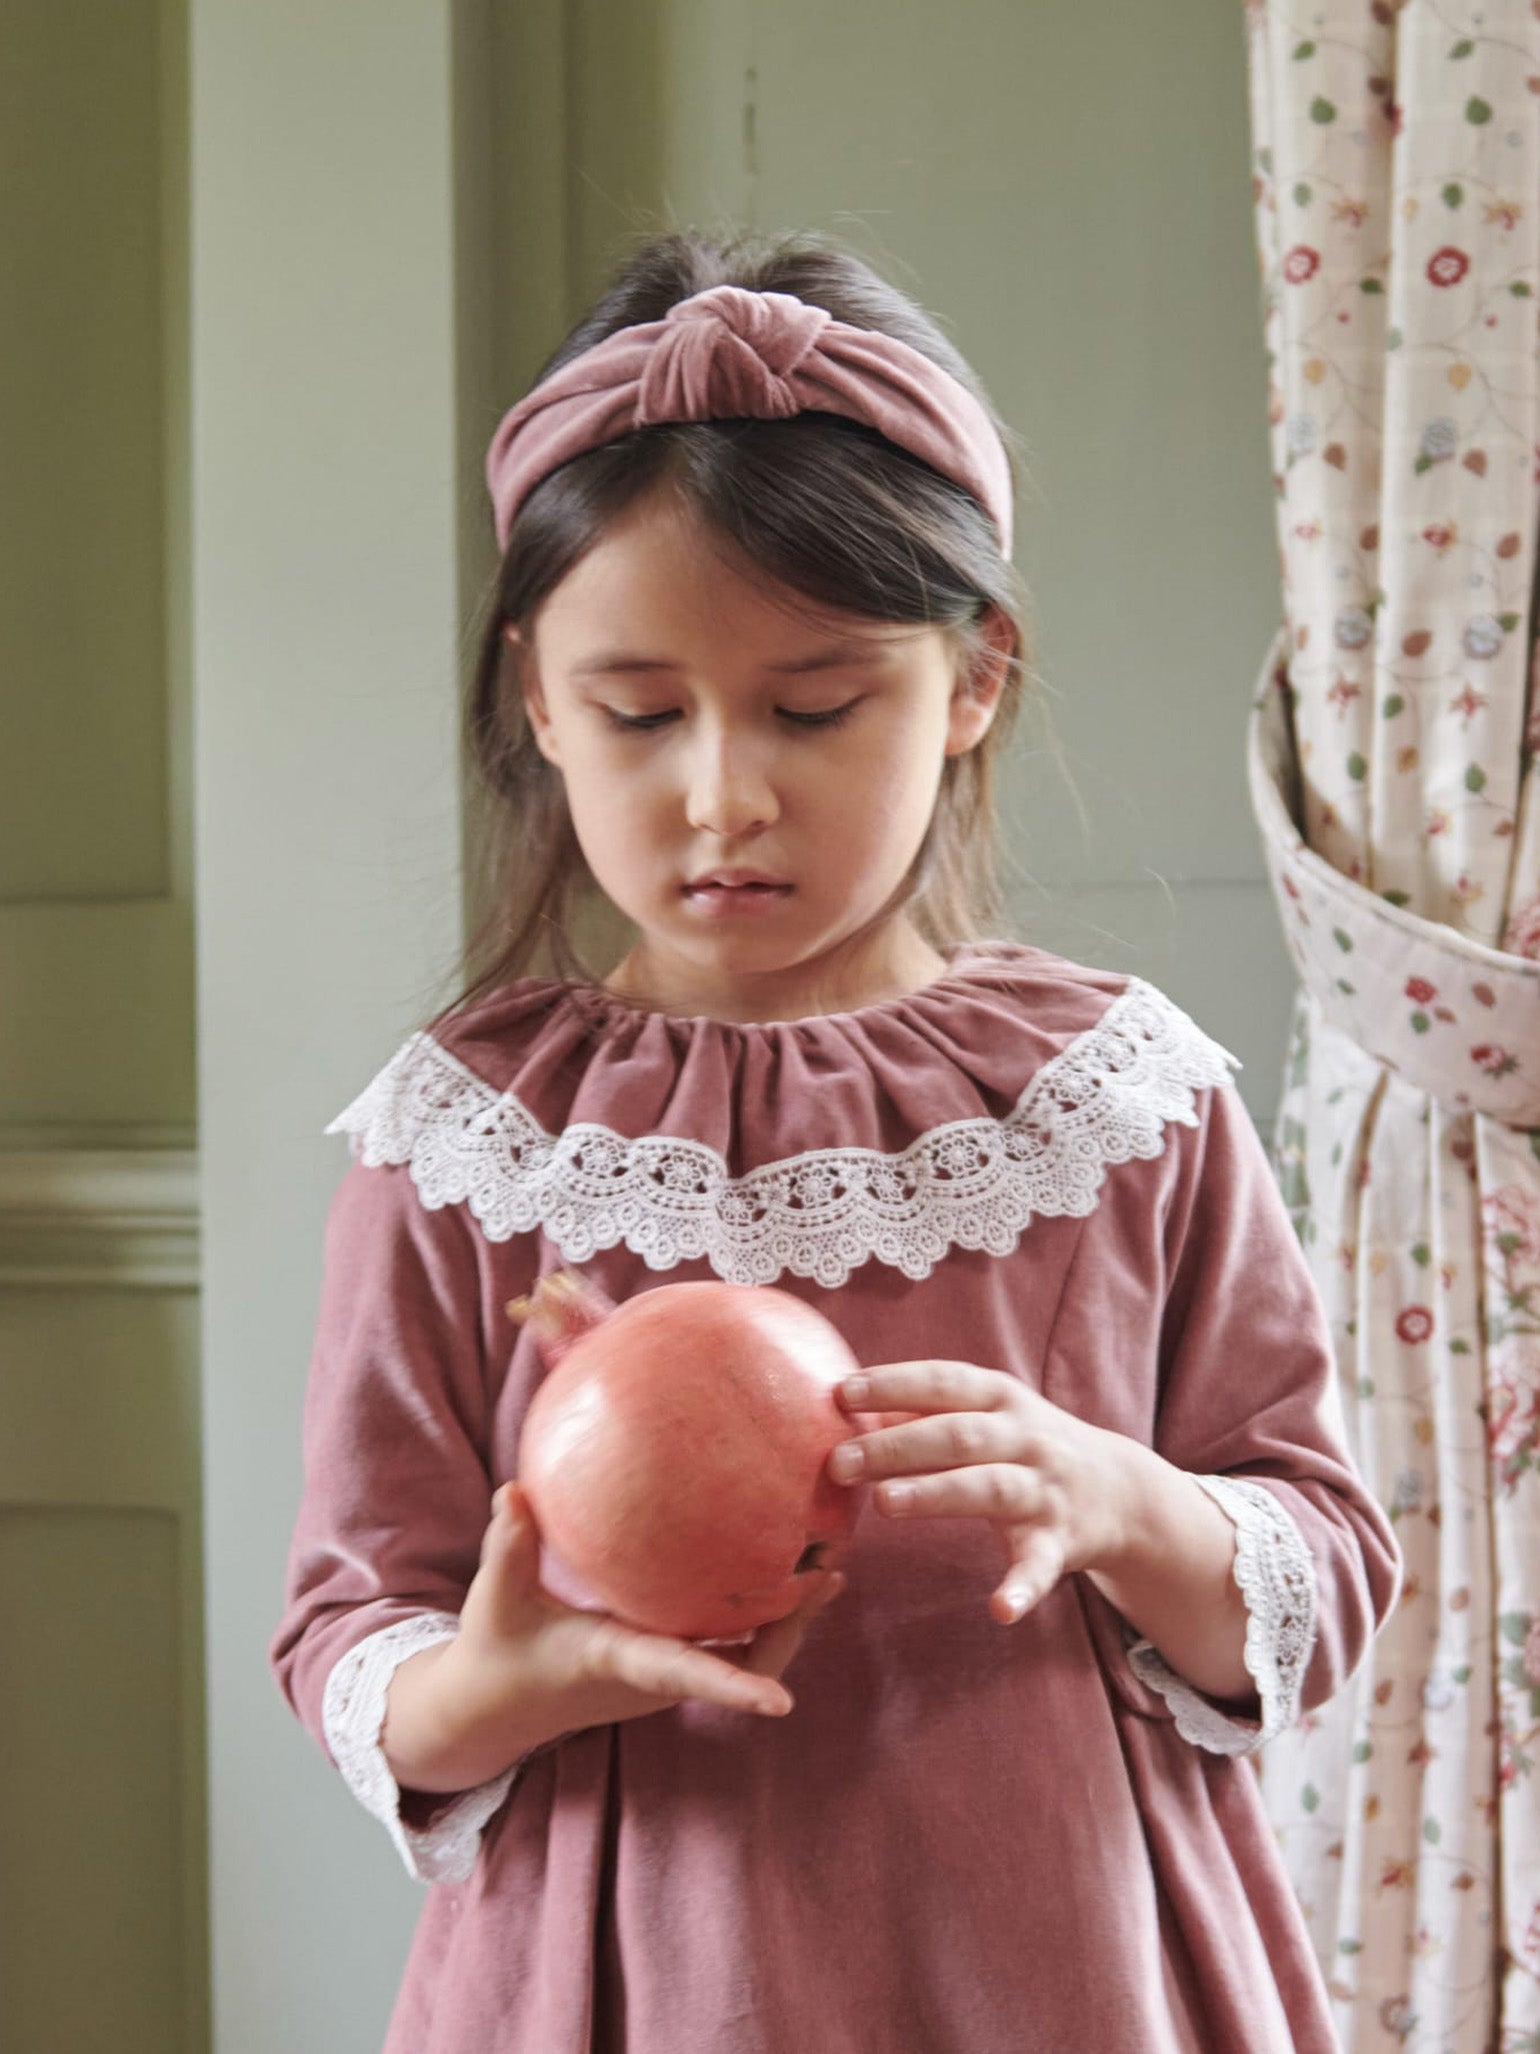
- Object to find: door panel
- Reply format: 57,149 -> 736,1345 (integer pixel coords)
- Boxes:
0,4 -> 204,2050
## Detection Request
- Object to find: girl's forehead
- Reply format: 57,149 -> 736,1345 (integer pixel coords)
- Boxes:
537,515 -> 921,660
543,502 -> 782,613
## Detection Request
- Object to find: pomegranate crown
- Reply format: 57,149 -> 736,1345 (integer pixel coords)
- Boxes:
506,1268 -> 616,1365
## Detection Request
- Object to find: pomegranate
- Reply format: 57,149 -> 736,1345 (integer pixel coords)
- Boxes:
509,1269 -> 867,1640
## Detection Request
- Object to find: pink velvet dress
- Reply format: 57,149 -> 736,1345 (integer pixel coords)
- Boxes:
270,939 -> 1402,2052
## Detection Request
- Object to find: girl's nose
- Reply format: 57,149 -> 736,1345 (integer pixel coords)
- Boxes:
684,728 -> 780,837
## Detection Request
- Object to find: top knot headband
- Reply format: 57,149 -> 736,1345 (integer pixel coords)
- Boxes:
484,283 -> 1014,559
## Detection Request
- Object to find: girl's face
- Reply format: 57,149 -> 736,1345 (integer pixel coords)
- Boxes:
514,489 -> 1010,1019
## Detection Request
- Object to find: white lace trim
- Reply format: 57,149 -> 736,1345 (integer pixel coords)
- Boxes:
1125,1474 -> 1319,1757
324,976 -> 1242,1287
321,1613 -> 519,1885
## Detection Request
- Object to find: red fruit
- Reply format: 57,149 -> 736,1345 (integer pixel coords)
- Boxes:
509,1270 -> 866,1640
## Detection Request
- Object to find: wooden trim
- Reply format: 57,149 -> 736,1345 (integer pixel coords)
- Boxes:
0,1149 -> 199,1290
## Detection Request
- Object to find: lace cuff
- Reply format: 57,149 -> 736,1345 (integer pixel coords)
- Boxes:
321,1612 -> 521,1884
1124,1474 -> 1319,1756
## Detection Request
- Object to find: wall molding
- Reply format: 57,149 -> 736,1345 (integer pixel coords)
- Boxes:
0,1149 -> 200,1289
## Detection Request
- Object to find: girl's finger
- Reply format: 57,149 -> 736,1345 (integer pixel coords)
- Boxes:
852,1409 -> 922,1434
991,1525 -> 1067,1625
867,1461 -> 1051,1525
735,1570 -> 846,1678
830,1410 -> 1024,1486
585,1617 -> 793,1718
835,1360 -> 1012,1417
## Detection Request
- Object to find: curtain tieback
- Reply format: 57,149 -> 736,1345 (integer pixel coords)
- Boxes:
1248,626 -> 1540,1129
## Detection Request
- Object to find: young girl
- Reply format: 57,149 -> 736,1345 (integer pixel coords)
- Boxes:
270,226 -> 1402,2053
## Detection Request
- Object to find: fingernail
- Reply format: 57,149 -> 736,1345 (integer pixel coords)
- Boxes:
841,1375 -> 870,1405
829,1442 -> 864,1481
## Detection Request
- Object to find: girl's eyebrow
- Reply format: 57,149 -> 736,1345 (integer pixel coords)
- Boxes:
568,640 -> 888,680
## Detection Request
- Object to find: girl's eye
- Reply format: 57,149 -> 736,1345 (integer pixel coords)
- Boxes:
603,702 -> 861,734
602,710 -> 677,732
779,701 -> 862,729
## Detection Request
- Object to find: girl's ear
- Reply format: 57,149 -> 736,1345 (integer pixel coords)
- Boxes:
504,624 -> 561,767
944,605 -> 1015,757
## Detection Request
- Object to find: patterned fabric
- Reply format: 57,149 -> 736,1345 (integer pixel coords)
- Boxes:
1251,638 -> 1540,1124
1244,7 -> 1540,2042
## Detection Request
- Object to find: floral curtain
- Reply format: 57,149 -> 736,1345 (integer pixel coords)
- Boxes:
1242,2 -> 1540,2046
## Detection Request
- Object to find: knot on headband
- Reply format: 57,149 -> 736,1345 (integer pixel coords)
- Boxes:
484,283 -> 1014,558
637,287 -> 833,424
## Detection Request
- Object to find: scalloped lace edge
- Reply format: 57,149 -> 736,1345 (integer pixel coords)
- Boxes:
1125,1474 -> 1319,1756
323,974 -> 1243,1287
321,1613 -> 519,1885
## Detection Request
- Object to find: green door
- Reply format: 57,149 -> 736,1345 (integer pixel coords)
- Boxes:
0,3 -> 207,2048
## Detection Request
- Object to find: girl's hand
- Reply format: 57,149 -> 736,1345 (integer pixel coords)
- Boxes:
828,1362 -> 1127,1625
385,1483 -> 843,1794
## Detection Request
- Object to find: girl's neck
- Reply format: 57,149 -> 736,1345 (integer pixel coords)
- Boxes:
602,921 -> 953,1026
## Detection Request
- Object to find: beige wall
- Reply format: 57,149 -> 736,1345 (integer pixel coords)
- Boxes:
74,1 -> 1289,2047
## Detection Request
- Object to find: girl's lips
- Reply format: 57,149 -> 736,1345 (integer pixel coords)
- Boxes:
682,881 -> 794,917
685,871 -> 791,889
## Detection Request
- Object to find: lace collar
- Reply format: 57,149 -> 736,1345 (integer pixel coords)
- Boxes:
325,959 -> 1242,1288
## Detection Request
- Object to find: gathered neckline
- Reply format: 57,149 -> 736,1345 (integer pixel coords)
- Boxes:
538,938 -> 1028,1035
329,960 -> 1244,1288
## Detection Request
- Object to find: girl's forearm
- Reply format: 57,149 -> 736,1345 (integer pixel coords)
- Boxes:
1083,1436 -> 1256,1707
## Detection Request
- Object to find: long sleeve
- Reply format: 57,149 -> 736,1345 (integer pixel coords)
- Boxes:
269,1158 -> 540,1882
1141,1076 -> 1404,1750
1106,1079 -> 1403,1754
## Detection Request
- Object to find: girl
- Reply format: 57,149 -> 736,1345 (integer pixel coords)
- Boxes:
270,226 -> 1402,2053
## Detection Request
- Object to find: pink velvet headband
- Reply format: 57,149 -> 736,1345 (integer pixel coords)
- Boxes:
484,284 -> 1014,559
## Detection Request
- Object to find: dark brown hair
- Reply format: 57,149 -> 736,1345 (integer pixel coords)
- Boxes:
436,224 -> 1040,1027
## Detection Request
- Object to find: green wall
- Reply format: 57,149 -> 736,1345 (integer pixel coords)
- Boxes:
0,4 -> 206,2052
485,0 -> 1286,1077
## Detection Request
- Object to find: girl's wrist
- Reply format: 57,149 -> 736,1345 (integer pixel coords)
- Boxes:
1079,1439 -> 1255,1705
383,1636 -> 556,1795
1077,1422 -> 1147,1578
